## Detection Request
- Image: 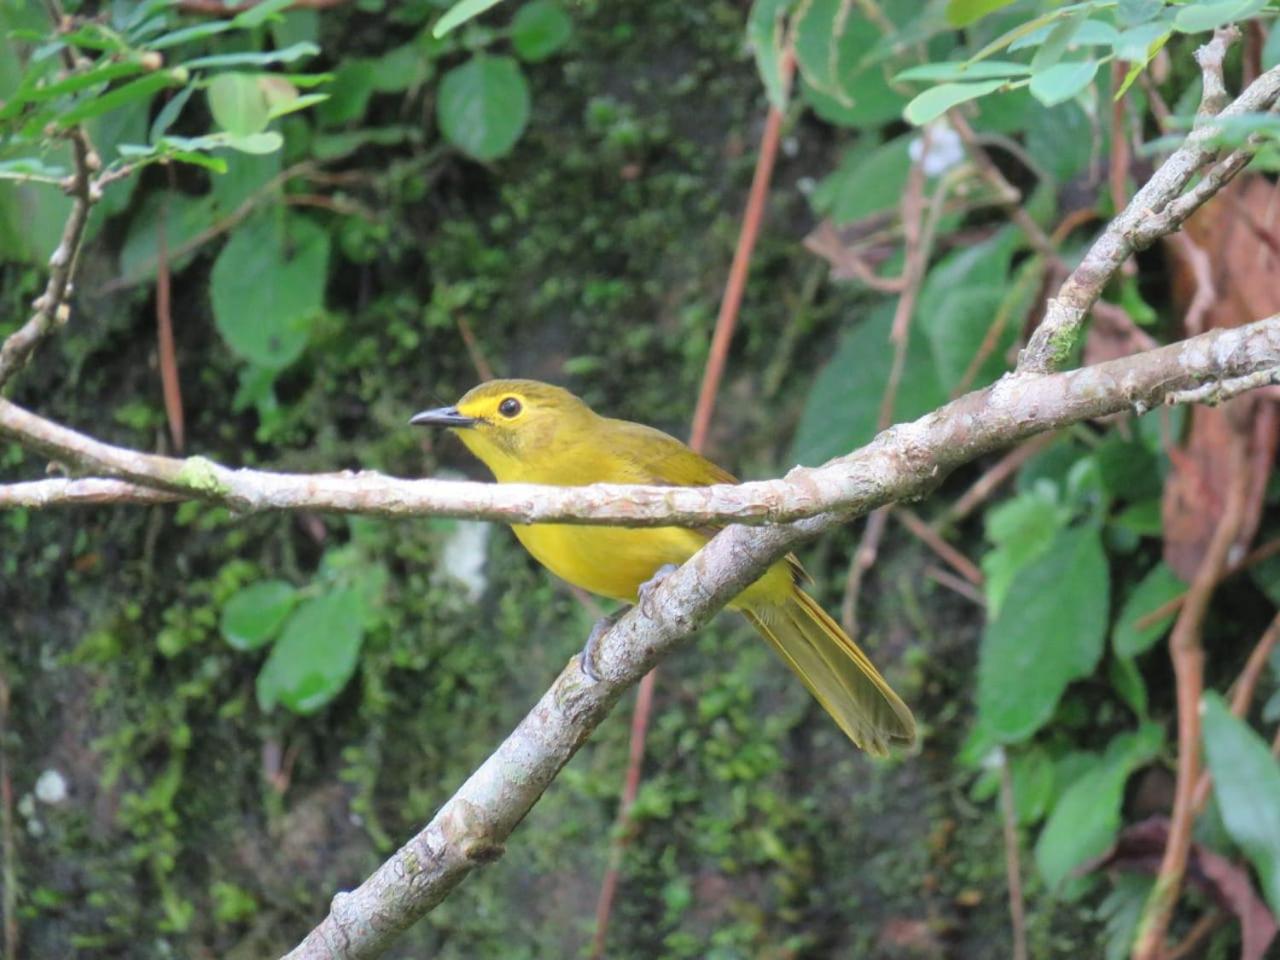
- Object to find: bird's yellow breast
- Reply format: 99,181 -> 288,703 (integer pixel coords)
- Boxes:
512,522 -> 707,603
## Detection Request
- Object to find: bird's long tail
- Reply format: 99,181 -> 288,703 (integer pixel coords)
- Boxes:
743,589 -> 916,755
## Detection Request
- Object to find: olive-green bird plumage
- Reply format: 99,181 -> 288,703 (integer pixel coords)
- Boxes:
413,379 -> 915,755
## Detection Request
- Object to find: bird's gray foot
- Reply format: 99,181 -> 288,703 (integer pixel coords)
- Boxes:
579,609 -> 625,681
638,563 -> 680,620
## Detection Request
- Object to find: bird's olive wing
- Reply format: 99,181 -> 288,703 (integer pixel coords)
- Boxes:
609,419 -> 812,586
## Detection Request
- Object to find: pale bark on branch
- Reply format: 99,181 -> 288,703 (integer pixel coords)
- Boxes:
2,317 -> 1280,529
1018,26 -> 1280,373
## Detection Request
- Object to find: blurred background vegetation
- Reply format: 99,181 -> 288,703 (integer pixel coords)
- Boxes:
3,0 -> 1280,957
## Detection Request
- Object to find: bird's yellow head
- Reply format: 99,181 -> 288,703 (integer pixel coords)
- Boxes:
410,379 -> 597,480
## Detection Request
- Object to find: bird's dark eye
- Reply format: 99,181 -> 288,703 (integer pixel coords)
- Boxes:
498,397 -> 522,418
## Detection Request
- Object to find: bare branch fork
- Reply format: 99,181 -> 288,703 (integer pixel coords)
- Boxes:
1019,25 -> 1280,374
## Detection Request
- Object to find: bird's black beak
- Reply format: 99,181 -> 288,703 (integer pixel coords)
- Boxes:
409,406 -> 477,428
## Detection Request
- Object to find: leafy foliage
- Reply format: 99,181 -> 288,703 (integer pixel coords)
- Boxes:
5,0 -> 1280,956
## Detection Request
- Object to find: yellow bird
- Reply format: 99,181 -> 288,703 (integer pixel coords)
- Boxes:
412,379 -> 915,755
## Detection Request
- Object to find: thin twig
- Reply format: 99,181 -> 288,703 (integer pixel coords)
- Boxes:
950,113 -> 1057,258
1133,534 -> 1280,631
0,2 -> 99,390
1164,911 -> 1227,960
895,507 -> 983,585
937,433 -> 1057,527
843,129 -> 943,638
999,751 -> 1029,960
1165,366 -> 1280,406
1132,434 -> 1250,960
924,565 -> 985,606
155,192 -> 185,451
455,315 -> 495,382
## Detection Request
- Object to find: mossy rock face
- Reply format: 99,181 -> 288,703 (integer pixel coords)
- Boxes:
0,2 -> 1109,958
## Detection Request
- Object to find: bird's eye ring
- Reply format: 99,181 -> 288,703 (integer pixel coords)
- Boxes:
498,397 -> 522,418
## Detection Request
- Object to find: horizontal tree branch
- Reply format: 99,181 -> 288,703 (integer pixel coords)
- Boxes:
4,317 -> 1280,528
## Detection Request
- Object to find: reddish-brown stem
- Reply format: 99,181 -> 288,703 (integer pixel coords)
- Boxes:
156,196 -> 185,452
924,564 -> 986,606
1132,437 -> 1250,960
938,433 -> 1058,527
1164,911 -> 1226,960
1132,535 -> 1280,631
591,50 -> 795,960
999,752 -> 1029,960
688,50 -> 794,451
896,507 -> 983,585
456,315 -> 496,382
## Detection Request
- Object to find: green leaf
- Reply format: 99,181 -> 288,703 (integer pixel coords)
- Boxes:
150,83 -> 197,142
795,0 -> 909,127
511,0 -> 572,62
56,70 -> 183,128
747,0 -> 794,109
1026,100 -> 1094,181
1114,22 -> 1174,61
255,589 -> 366,714
148,20 -> 235,51
896,60 -> 1032,82
182,42 -> 319,70
1010,747 -> 1056,824
1034,725 -> 1163,890
1112,563 -> 1184,657
981,486 -> 1070,616
225,131 -> 284,154
267,91 -> 328,121
9,58 -> 145,104
904,79 -> 1007,125
1265,14 -> 1280,69
1201,691 -> 1280,915
207,73 -> 270,137
945,0 -> 1019,27
1029,60 -> 1100,106
368,43 -> 430,93
434,0 -> 507,37
437,55 -> 530,161
1118,0 -> 1166,26
220,580 -> 298,651
810,135 -> 912,225
210,212 -> 330,368
978,525 -> 1109,741
917,227 -> 1022,392
790,304 -> 948,466
1173,0 -> 1268,34
231,0 -> 295,28
1108,654 -> 1148,718
1029,12 -> 1088,71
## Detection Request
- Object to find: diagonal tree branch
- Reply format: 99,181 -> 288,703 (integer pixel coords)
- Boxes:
270,316 -> 1280,960
0,4 -> 100,391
